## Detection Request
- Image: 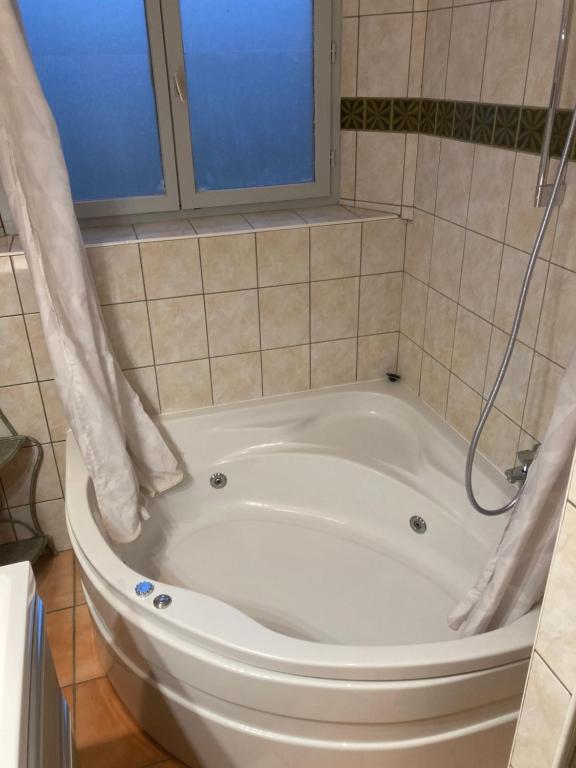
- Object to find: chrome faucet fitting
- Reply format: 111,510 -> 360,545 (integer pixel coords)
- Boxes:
505,444 -> 540,488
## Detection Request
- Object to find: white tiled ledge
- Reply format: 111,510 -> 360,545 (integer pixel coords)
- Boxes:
0,205 -> 399,256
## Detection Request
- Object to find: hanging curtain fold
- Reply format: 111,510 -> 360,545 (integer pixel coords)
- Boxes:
449,348 -> 576,636
0,0 -> 183,543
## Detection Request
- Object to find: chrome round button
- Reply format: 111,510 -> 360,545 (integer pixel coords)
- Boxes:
410,515 -> 427,534
153,594 -> 172,610
210,472 -> 227,489
134,580 -> 154,597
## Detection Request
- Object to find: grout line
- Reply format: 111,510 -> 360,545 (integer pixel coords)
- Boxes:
355,224 -> 364,380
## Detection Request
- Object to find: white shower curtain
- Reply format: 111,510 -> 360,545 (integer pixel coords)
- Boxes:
0,1 -> 183,542
449,348 -> 576,635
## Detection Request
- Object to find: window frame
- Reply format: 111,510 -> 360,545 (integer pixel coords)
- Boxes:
61,0 -> 340,221
160,0 -> 335,211
72,0 -> 182,219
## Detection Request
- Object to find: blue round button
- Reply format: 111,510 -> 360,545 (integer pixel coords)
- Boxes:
134,581 -> 154,597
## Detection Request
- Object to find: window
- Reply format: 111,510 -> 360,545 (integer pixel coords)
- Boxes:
17,0 -> 339,219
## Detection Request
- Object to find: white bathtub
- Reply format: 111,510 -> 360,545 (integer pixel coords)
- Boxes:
65,380 -> 537,768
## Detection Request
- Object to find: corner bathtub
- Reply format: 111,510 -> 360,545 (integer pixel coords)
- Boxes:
65,381 -> 537,768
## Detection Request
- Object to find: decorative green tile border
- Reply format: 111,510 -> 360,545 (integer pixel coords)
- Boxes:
340,97 -> 576,160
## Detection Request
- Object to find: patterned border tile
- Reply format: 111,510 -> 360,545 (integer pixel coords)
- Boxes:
340,98 -> 575,160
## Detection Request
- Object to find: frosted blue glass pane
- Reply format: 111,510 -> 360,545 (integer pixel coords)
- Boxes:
18,0 -> 164,202
180,0 -> 315,192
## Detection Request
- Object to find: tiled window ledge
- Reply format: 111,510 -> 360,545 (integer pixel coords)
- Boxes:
0,205 -> 399,256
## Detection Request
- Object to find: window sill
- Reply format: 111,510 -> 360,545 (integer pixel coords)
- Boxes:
0,205 -> 399,256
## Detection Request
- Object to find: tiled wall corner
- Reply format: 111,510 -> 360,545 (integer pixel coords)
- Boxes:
340,0 -> 428,214
0,217 -> 405,550
509,445 -> 576,768
399,0 -> 576,473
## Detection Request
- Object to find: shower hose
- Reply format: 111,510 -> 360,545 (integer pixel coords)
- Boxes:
465,105 -> 576,516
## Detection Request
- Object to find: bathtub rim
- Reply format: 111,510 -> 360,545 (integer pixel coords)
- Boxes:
65,380 -> 538,682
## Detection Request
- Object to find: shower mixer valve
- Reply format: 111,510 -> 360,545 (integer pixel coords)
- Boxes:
505,444 -> 540,487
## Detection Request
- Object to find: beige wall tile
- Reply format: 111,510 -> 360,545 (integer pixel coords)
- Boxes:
311,338 -> 357,388
256,228 -> 309,287
494,249 -> 548,348
156,359 -> 212,413
259,284 -> 310,349
244,211 -> 305,231
445,3 -> 490,102
52,442 -> 66,493
361,218 -> 405,274
506,153 -> 557,258
446,374 -> 482,441
420,353 -> 449,416
311,278 -> 359,342
484,329 -> 533,426
11,254 -> 38,313
311,223 -> 361,280
341,17 -> 359,97
205,290 -> 260,357
481,0 -> 536,105
140,239 -> 202,299
429,218 -> 465,301
536,264 -> 576,368
402,133 -> 419,209
400,274 -> 427,346
459,231 -> 502,322
0,256 -> 20,316
148,296 -> 207,365
40,381 -> 69,443
398,333 -> 423,393
211,352 -> 262,405
191,214 -> 252,236
200,234 -> 257,293
89,244 -> 144,305
24,314 -> 53,381
360,0 -> 412,11
536,501 -> 576,688
357,332 -> 398,380
101,302 -> 153,369
422,9 -> 452,99
414,135 -> 441,213
478,406 -> 520,472
405,210 -> 434,282
408,11 -> 427,97
525,0 -> 564,107
262,346 -> 310,396
357,13 -> 412,96
523,353 -> 564,442
0,382 -> 49,443
452,306 -> 491,393
134,220 -> 194,239
356,133 -> 406,205
0,315 -> 35,386
36,499 -> 70,550
123,367 -> 159,414
511,654 -> 570,768
340,131 -> 357,201
467,146 -> 515,241
552,164 -> 576,273
343,0 -> 360,15
423,288 -> 457,368
359,273 -> 402,334
435,140 -> 474,226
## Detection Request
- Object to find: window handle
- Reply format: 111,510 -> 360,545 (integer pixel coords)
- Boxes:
173,69 -> 186,103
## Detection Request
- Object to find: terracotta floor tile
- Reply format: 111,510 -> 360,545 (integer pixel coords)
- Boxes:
75,677 -> 168,768
75,604 -> 106,683
34,550 -> 74,612
45,608 -> 74,686
74,557 -> 86,606
148,761 -> 188,767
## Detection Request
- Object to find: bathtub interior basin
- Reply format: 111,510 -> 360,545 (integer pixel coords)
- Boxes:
106,380 -> 517,650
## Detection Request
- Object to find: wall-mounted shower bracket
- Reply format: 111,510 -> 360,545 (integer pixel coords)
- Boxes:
535,182 -> 567,209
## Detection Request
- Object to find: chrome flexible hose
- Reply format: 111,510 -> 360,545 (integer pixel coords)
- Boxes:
465,105 -> 576,515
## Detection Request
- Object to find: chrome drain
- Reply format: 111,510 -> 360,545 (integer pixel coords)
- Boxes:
410,515 -> 427,534
210,472 -> 227,489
